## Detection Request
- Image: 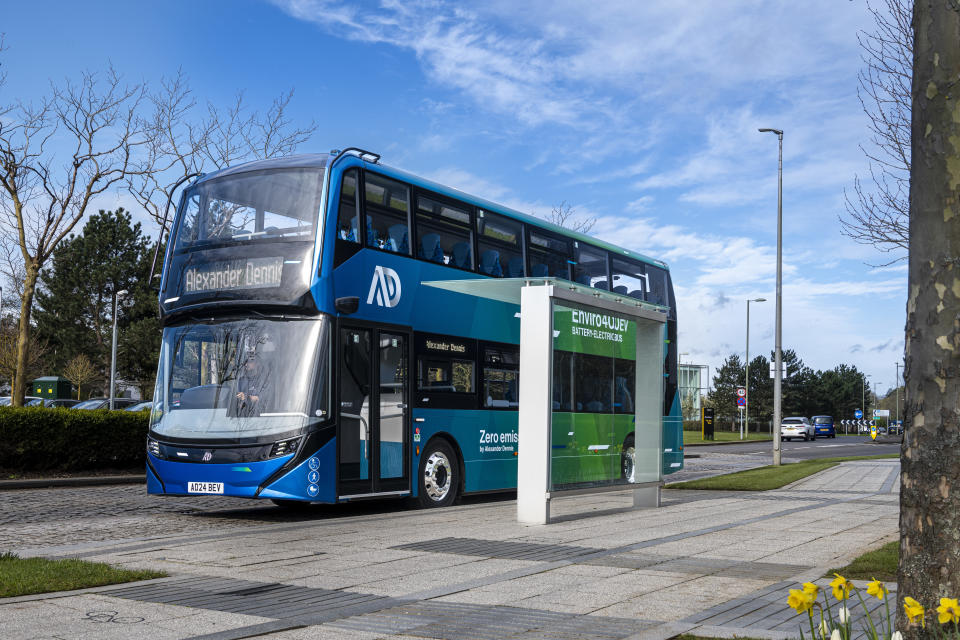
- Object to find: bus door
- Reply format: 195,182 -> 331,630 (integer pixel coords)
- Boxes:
338,326 -> 410,498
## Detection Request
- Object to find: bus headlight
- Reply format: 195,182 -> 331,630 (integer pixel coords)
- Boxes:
270,437 -> 301,458
147,438 -> 161,458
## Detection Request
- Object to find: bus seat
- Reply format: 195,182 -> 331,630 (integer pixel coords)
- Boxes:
628,289 -> 643,299
419,233 -> 444,263
507,256 -> 524,277
366,219 -> 377,246
575,274 -> 591,286
531,263 -> 549,277
453,242 -> 471,269
480,250 -> 502,276
387,224 -> 409,254
594,280 -> 609,290
613,285 -> 628,294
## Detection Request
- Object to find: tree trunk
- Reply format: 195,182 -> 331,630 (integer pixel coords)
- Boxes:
899,2 -> 960,637
12,259 -> 39,407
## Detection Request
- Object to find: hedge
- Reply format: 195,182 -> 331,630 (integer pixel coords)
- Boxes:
0,407 -> 149,473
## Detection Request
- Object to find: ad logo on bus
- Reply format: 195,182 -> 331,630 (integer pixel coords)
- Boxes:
367,265 -> 402,308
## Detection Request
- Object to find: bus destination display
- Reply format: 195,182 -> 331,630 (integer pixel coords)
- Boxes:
183,256 -> 284,293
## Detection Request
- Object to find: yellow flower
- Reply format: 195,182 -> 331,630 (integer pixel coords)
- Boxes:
903,596 -> 925,627
803,582 -> 820,597
937,597 -> 960,625
830,573 -> 852,601
788,588 -> 815,614
866,579 -> 887,600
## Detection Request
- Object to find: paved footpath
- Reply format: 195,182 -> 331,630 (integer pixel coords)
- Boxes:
0,460 -> 899,640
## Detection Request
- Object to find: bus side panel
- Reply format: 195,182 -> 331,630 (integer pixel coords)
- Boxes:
148,454 -> 294,497
662,393 -> 684,475
259,439 -> 336,503
414,409 -> 519,495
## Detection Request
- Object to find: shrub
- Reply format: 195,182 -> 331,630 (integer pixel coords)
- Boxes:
0,406 -> 148,472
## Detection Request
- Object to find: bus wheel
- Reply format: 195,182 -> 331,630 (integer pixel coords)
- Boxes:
418,439 -> 458,508
621,436 -> 636,483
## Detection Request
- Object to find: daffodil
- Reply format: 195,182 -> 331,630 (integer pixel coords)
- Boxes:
866,578 -> 887,600
788,588 -> 815,614
936,597 -> 960,625
829,573 -> 852,601
803,582 -> 820,597
903,596 -> 925,627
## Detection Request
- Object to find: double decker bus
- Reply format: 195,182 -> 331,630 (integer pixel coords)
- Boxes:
147,148 -> 683,507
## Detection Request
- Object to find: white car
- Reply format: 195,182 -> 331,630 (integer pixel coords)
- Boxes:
780,416 -> 815,441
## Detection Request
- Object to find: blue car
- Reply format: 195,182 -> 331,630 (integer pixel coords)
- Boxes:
812,415 -> 836,438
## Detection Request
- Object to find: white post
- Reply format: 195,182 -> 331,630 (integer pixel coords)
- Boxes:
517,285 -> 554,525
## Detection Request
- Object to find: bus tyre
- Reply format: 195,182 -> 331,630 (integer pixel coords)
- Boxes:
418,439 -> 459,508
621,436 -> 636,483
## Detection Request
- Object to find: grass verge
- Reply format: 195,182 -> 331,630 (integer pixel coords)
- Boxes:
826,541 -> 898,581
683,430 -> 772,445
0,552 -> 165,598
665,454 -> 898,491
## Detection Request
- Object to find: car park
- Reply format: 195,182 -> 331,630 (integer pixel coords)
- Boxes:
811,415 -> 835,438
780,416 -> 815,441
125,401 -> 153,412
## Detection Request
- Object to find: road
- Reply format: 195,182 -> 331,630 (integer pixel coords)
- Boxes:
665,435 -> 899,484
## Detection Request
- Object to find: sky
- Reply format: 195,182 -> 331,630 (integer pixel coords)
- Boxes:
1,0 -> 907,400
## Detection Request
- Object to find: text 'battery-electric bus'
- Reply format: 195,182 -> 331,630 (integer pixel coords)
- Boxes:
147,148 -> 683,507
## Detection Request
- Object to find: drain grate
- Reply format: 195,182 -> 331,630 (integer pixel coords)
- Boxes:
391,537 -> 602,562
107,575 -> 388,620
330,601 -> 658,640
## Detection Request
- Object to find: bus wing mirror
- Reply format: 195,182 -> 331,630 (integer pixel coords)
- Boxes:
335,296 -> 360,315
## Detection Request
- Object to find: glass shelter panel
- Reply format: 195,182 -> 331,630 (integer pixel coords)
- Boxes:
549,302 -> 661,490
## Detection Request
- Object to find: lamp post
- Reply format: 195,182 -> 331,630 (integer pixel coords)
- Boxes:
743,298 -> 766,439
109,289 -> 128,410
895,361 -> 901,424
862,373 -> 871,423
759,127 -> 783,465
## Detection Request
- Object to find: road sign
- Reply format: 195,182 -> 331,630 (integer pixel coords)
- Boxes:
736,387 -> 746,398
874,409 -> 890,417
871,425 -> 878,440
736,396 -> 746,407
769,363 -> 788,379
854,409 -> 863,419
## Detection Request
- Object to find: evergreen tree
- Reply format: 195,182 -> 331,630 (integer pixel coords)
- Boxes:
707,354 -> 743,422
34,209 -> 159,396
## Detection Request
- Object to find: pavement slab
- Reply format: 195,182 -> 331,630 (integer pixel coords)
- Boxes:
0,458 -> 900,640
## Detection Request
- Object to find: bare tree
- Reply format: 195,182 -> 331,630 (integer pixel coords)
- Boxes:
899,1 -> 960,637
840,0 -> 913,262
0,326 -> 46,393
548,200 -> 596,234
62,353 -> 97,400
0,65 -> 151,405
127,73 -> 316,233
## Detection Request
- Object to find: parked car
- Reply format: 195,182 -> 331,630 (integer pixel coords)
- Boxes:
41,398 -> 80,408
125,401 -> 153,412
811,415 -> 836,439
72,397 -> 140,410
6,396 -> 44,406
780,416 -> 815,441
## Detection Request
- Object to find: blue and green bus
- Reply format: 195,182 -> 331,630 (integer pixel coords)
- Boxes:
147,148 -> 683,507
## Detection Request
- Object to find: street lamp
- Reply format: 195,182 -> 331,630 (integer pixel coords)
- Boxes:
862,374 -> 871,429
109,289 -> 128,410
759,127 -> 784,465
743,297 -> 767,440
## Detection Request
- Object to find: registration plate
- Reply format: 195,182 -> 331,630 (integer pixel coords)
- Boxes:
188,481 -> 224,494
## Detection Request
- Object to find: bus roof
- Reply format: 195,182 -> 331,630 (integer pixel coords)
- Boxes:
194,152 -> 669,271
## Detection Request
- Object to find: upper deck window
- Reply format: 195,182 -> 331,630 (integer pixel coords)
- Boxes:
364,173 -> 411,255
646,264 -> 670,307
416,194 -> 473,269
173,168 -> 322,253
477,210 -> 523,277
611,257 -> 648,301
527,229 -> 572,279
573,243 -> 609,290
336,169 -> 360,243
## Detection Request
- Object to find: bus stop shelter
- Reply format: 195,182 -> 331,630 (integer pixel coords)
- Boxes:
425,278 -> 667,525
